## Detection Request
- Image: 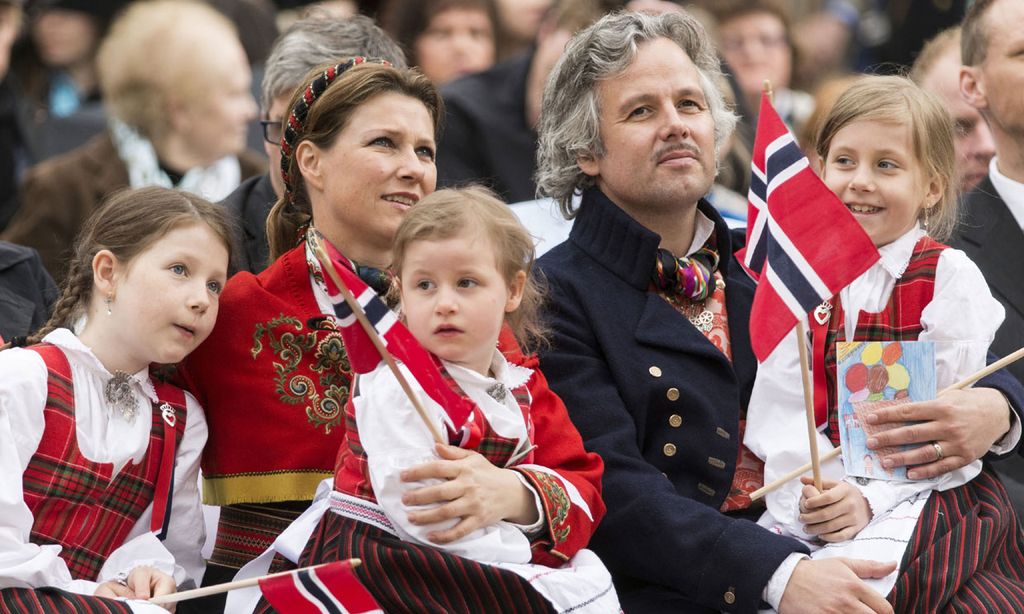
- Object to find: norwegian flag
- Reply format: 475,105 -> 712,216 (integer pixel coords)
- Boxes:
742,93 -> 879,362
311,231 -> 478,444
258,561 -> 382,614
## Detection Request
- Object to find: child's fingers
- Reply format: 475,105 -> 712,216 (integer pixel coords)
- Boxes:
94,581 -> 133,600
150,570 -> 177,598
803,513 -> 854,537
799,503 -> 843,526
819,525 -> 860,542
803,481 -> 847,510
129,568 -> 154,599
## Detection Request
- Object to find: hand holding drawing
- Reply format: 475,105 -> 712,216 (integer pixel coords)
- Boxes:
401,443 -> 539,544
798,477 -> 873,542
865,387 -> 1011,479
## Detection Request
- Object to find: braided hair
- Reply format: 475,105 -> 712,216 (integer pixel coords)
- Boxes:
265,59 -> 443,261
11,187 -> 235,349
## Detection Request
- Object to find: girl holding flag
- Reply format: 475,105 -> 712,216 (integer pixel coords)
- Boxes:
746,76 -> 1024,610
262,187 -> 614,613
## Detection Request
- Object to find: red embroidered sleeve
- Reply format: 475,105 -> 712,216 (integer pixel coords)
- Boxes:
499,327 -> 606,567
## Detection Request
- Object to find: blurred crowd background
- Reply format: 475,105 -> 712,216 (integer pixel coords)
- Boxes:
0,0 -> 986,282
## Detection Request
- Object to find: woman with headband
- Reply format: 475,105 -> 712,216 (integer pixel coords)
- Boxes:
181,60 -> 605,612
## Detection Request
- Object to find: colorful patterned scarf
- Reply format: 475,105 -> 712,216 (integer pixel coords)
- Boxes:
651,235 -> 720,302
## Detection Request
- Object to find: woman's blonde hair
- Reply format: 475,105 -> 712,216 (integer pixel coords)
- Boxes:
814,75 -> 958,241
97,0 -> 241,141
391,186 -> 547,353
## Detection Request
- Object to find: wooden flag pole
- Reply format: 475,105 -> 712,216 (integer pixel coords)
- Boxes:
750,447 -> 842,501
752,345 -> 1024,500
939,346 -> 1024,395
308,234 -> 445,444
795,320 -> 824,491
148,559 -> 362,605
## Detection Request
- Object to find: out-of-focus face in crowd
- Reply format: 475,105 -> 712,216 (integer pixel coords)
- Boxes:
414,5 -> 495,86
918,49 -> 994,192
30,7 -> 98,69
175,33 -> 257,167
718,9 -> 791,108
494,0 -> 550,50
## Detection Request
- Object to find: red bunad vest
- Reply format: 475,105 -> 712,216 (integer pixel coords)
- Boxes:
331,371 -> 583,564
22,344 -> 187,580
815,236 -> 945,447
334,376 -> 535,504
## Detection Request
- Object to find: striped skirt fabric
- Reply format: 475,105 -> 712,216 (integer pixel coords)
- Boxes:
254,512 -> 558,614
889,466 -> 1024,612
0,588 -> 133,613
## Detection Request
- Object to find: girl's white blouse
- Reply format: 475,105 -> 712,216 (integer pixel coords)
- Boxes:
0,329 -> 207,597
746,226 -> 1005,598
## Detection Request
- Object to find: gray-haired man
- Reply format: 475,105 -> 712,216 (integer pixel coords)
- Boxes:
535,9 -> 1021,613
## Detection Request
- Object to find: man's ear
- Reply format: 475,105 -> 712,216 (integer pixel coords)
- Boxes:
577,153 -> 600,177
960,65 -> 987,111
295,141 -> 325,192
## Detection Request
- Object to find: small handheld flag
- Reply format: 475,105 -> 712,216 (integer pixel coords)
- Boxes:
743,92 -> 879,362
258,560 -> 382,614
308,229 -> 481,447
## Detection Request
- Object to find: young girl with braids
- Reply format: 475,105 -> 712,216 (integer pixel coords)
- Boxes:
0,186 -> 232,613
239,187 -> 616,613
746,76 -> 1024,610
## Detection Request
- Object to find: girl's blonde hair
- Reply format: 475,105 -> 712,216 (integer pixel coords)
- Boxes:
814,75 -> 958,241
18,187 -> 234,348
391,186 -> 547,353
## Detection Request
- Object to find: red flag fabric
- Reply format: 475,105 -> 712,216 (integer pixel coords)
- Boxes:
258,561 -> 382,614
312,231 -> 479,445
742,93 -> 879,362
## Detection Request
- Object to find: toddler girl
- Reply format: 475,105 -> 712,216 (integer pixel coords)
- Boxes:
252,186 -> 618,613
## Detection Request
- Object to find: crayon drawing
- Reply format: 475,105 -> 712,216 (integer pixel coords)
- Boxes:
836,341 -> 936,482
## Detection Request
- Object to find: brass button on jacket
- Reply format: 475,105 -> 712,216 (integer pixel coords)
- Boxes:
666,387 -> 680,401
663,443 -> 677,456
668,414 -> 682,427
723,589 -> 736,605
649,366 -> 662,377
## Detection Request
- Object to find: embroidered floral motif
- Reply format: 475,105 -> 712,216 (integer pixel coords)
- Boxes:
252,313 -> 351,434
520,469 -> 572,546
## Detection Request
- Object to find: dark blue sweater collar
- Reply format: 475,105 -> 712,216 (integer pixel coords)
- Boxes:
568,187 -> 735,290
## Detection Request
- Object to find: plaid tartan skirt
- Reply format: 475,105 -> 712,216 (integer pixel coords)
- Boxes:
890,466 -> 1024,612
254,511 -> 557,614
0,588 -> 132,613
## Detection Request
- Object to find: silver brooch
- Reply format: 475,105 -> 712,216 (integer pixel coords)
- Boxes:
104,371 -> 138,422
486,383 -> 508,402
